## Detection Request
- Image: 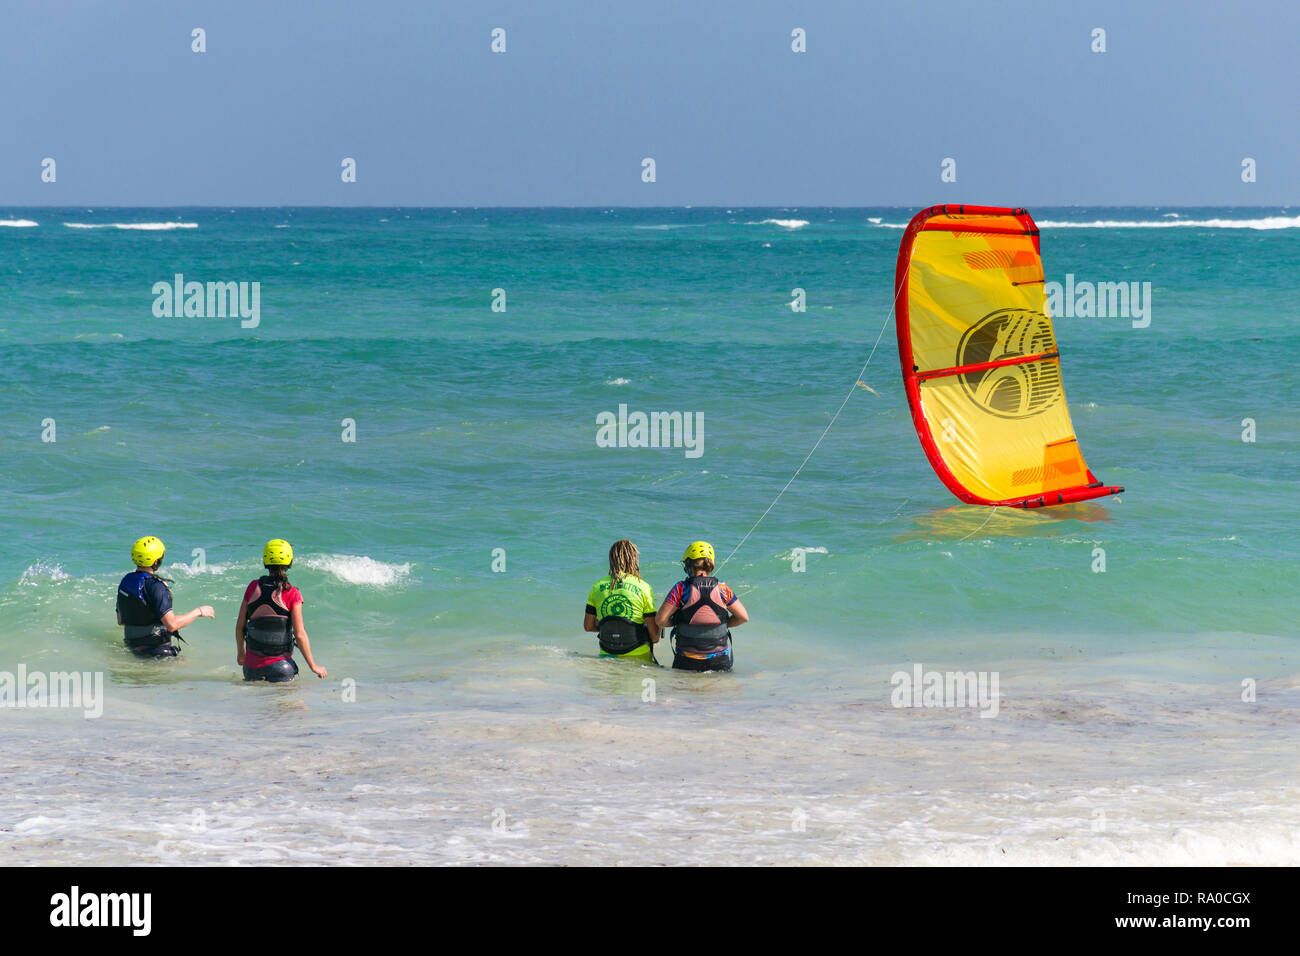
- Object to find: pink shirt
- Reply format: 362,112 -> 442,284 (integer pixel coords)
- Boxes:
242,580 -> 303,667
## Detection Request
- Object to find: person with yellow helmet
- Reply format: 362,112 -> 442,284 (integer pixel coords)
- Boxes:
235,539 -> 326,682
583,539 -> 661,662
654,540 -> 748,671
116,536 -> 214,658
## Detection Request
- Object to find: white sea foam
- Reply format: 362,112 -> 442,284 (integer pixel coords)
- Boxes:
13,815 -> 61,832
4,658 -> 1298,866
18,562 -> 70,585
749,218 -> 809,229
0,219 -> 38,227
63,221 -> 198,230
871,214 -> 1300,230
605,377 -> 630,386
303,553 -> 411,586
631,223 -> 707,231
1037,215 -> 1300,230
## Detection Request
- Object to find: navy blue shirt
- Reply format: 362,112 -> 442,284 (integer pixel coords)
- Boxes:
116,570 -> 173,625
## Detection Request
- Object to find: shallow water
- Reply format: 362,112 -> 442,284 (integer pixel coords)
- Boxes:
1,207 -> 1297,864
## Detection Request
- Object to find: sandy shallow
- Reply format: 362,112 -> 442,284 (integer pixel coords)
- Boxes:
5,658 -> 1298,866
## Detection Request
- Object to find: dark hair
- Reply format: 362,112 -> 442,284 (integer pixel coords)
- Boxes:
684,557 -> 714,575
266,564 -> 291,591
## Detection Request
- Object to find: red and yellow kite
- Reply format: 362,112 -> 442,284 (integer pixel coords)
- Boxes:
894,205 -> 1123,508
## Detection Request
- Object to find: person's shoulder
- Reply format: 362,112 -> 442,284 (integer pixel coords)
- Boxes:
591,575 -> 612,591
142,574 -> 172,606
635,576 -> 655,603
285,586 -> 304,605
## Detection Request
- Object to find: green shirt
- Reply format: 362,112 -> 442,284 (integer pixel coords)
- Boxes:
586,574 -> 656,625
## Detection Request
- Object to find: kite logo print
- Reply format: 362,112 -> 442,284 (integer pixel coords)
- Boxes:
957,309 -> 1062,418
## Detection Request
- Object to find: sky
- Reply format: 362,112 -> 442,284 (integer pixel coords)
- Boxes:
2,0 -> 1297,206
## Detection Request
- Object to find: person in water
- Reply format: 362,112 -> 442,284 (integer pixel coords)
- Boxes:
584,539 -> 661,662
235,539 -> 327,682
655,541 -> 748,672
116,536 -> 214,658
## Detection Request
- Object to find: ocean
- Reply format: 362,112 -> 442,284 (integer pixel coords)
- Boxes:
1,206 -> 1297,865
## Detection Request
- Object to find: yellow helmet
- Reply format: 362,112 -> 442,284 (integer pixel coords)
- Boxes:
682,541 -> 715,563
131,536 -> 166,568
262,539 -> 294,567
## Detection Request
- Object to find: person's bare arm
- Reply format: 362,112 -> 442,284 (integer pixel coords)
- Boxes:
161,605 -> 214,632
645,617 -> 661,643
583,611 -> 599,633
726,599 -> 749,626
292,604 -> 326,678
654,596 -> 678,630
235,599 -> 248,665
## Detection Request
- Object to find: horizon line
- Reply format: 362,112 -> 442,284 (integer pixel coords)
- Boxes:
3,203 -> 1293,211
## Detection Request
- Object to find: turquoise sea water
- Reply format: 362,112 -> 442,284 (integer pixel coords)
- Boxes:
1,207 -> 1297,865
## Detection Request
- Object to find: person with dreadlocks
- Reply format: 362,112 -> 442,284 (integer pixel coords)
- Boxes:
582,538 -> 661,662
655,540 -> 748,672
235,539 -> 327,682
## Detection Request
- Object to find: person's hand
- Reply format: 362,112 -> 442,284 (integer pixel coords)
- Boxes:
237,650 -> 245,666
197,606 -> 215,619
311,664 -> 328,679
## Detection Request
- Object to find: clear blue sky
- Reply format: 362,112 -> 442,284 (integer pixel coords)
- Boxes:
3,0 -> 1296,206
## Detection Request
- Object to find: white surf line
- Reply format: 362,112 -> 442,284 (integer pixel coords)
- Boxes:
717,246 -> 916,573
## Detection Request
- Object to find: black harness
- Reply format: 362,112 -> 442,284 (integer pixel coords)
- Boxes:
119,572 -> 179,649
123,623 -> 175,648
670,575 -> 732,653
597,616 -> 651,656
244,576 -> 295,656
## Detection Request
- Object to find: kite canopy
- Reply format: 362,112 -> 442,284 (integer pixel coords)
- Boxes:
894,204 -> 1123,508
